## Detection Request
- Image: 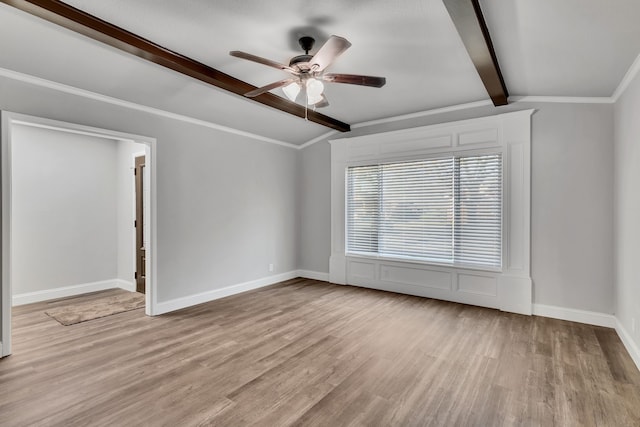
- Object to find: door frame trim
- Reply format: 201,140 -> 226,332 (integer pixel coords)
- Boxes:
0,111 -> 159,357
131,151 -> 146,292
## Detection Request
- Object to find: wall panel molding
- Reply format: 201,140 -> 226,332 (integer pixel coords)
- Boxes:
330,109 -> 534,314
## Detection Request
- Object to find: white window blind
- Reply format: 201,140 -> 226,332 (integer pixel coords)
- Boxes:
347,165 -> 380,255
347,153 -> 502,269
454,155 -> 502,267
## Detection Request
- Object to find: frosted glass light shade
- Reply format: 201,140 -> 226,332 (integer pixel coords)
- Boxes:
306,79 -> 324,98
282,81 -> 300,101
305,78 -> 325,105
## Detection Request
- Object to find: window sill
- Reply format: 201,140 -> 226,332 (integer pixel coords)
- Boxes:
345,252 -> 503,274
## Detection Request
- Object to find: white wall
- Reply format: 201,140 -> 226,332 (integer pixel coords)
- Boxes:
11,124 -> 118,294
614,69 -> 640,354
116,140 -> 146,285
299,102 -> 615,314
0,74 -> 298,306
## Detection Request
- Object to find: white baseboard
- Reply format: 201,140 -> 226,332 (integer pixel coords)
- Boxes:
12,279 -> 122,306
615,319 -> 640,372
296,270 -> 330,282
0,340 -> 8,358
115,279 -> 136,292
532,304 -> 616,328
154,270 -> 299,315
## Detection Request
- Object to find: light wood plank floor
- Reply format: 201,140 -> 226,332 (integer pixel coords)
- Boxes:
1,278 -> 640,426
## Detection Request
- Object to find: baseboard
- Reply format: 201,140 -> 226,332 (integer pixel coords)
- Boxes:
154,270 -> 299,315
532,304 -> 616,328
296,270 -> 330,282
615,319 -> 640,372
115,279 -> 136,292
12,279 -> 121,306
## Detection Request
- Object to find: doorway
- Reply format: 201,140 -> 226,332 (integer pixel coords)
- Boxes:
135,154 -> 146,294
0,112 -> 157,357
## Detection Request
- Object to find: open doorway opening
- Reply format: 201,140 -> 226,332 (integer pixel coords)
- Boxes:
134,153 -> 146,294
0,112 -> 157,357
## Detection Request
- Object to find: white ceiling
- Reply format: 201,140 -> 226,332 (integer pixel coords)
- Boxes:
481,0 -> 640,97
0,0 -> 639,145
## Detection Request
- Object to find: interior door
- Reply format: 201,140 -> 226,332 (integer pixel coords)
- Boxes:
135,155 -> 146,294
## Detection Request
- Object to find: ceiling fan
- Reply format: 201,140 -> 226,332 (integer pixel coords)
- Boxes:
230,35 -> 386,108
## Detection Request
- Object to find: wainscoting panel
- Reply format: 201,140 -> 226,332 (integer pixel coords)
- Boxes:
347,260 -> 377,281
457,273 -> 498,296
346,257 -> 500,309
380,264 -> 451,290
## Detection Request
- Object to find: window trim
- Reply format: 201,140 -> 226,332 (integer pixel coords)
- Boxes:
345,150 -> 504,272
329,109 -> 534,315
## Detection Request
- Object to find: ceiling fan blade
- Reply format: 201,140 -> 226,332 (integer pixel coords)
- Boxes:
244,78 -> 295,97
230,51 -> 297,74
323,74 -> 386,88
309,35 -> 352,72
314,95 -> 330,108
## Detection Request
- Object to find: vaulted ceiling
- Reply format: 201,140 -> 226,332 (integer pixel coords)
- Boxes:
1,0 -> 639,145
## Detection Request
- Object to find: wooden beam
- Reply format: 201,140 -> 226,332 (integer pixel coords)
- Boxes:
0,0 -> 351,132
443,0 -> 509,106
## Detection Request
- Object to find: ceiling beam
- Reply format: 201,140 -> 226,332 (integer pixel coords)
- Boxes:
0,0 -> 351,132
443,0 -> 509,106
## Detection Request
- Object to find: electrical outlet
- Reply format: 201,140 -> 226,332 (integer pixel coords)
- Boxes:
269,263 -> 274,272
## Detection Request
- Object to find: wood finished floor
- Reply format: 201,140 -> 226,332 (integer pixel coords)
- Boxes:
1,278 -> 640,426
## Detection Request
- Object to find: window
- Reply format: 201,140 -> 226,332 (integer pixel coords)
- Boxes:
347,153 -> 502,269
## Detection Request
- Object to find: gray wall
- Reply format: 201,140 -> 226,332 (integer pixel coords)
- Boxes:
298,140 -> 331,273
0,71 -> 617,324
12,130 -> 147,295
0,75 -> 298,304
12,125 -> 118,294
614,70 -> 640,349
299,102 -> 615,314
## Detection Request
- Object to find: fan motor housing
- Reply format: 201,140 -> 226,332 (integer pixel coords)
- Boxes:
289,54 -> 313,67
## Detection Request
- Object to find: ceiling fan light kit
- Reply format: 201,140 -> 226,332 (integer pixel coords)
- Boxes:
282,81 -> 301,101
230,35 -> 386,109
305,79 -> 325,104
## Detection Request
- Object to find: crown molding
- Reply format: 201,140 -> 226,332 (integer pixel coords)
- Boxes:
509,96 -> 613,104
298,130 -> 338,150
351,100 -> 494,130
297,101 -> 495,150
612,52 -> 640,102
5,48 -> 640,153
0,67 -> 299,150
297,95 -> 618,150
